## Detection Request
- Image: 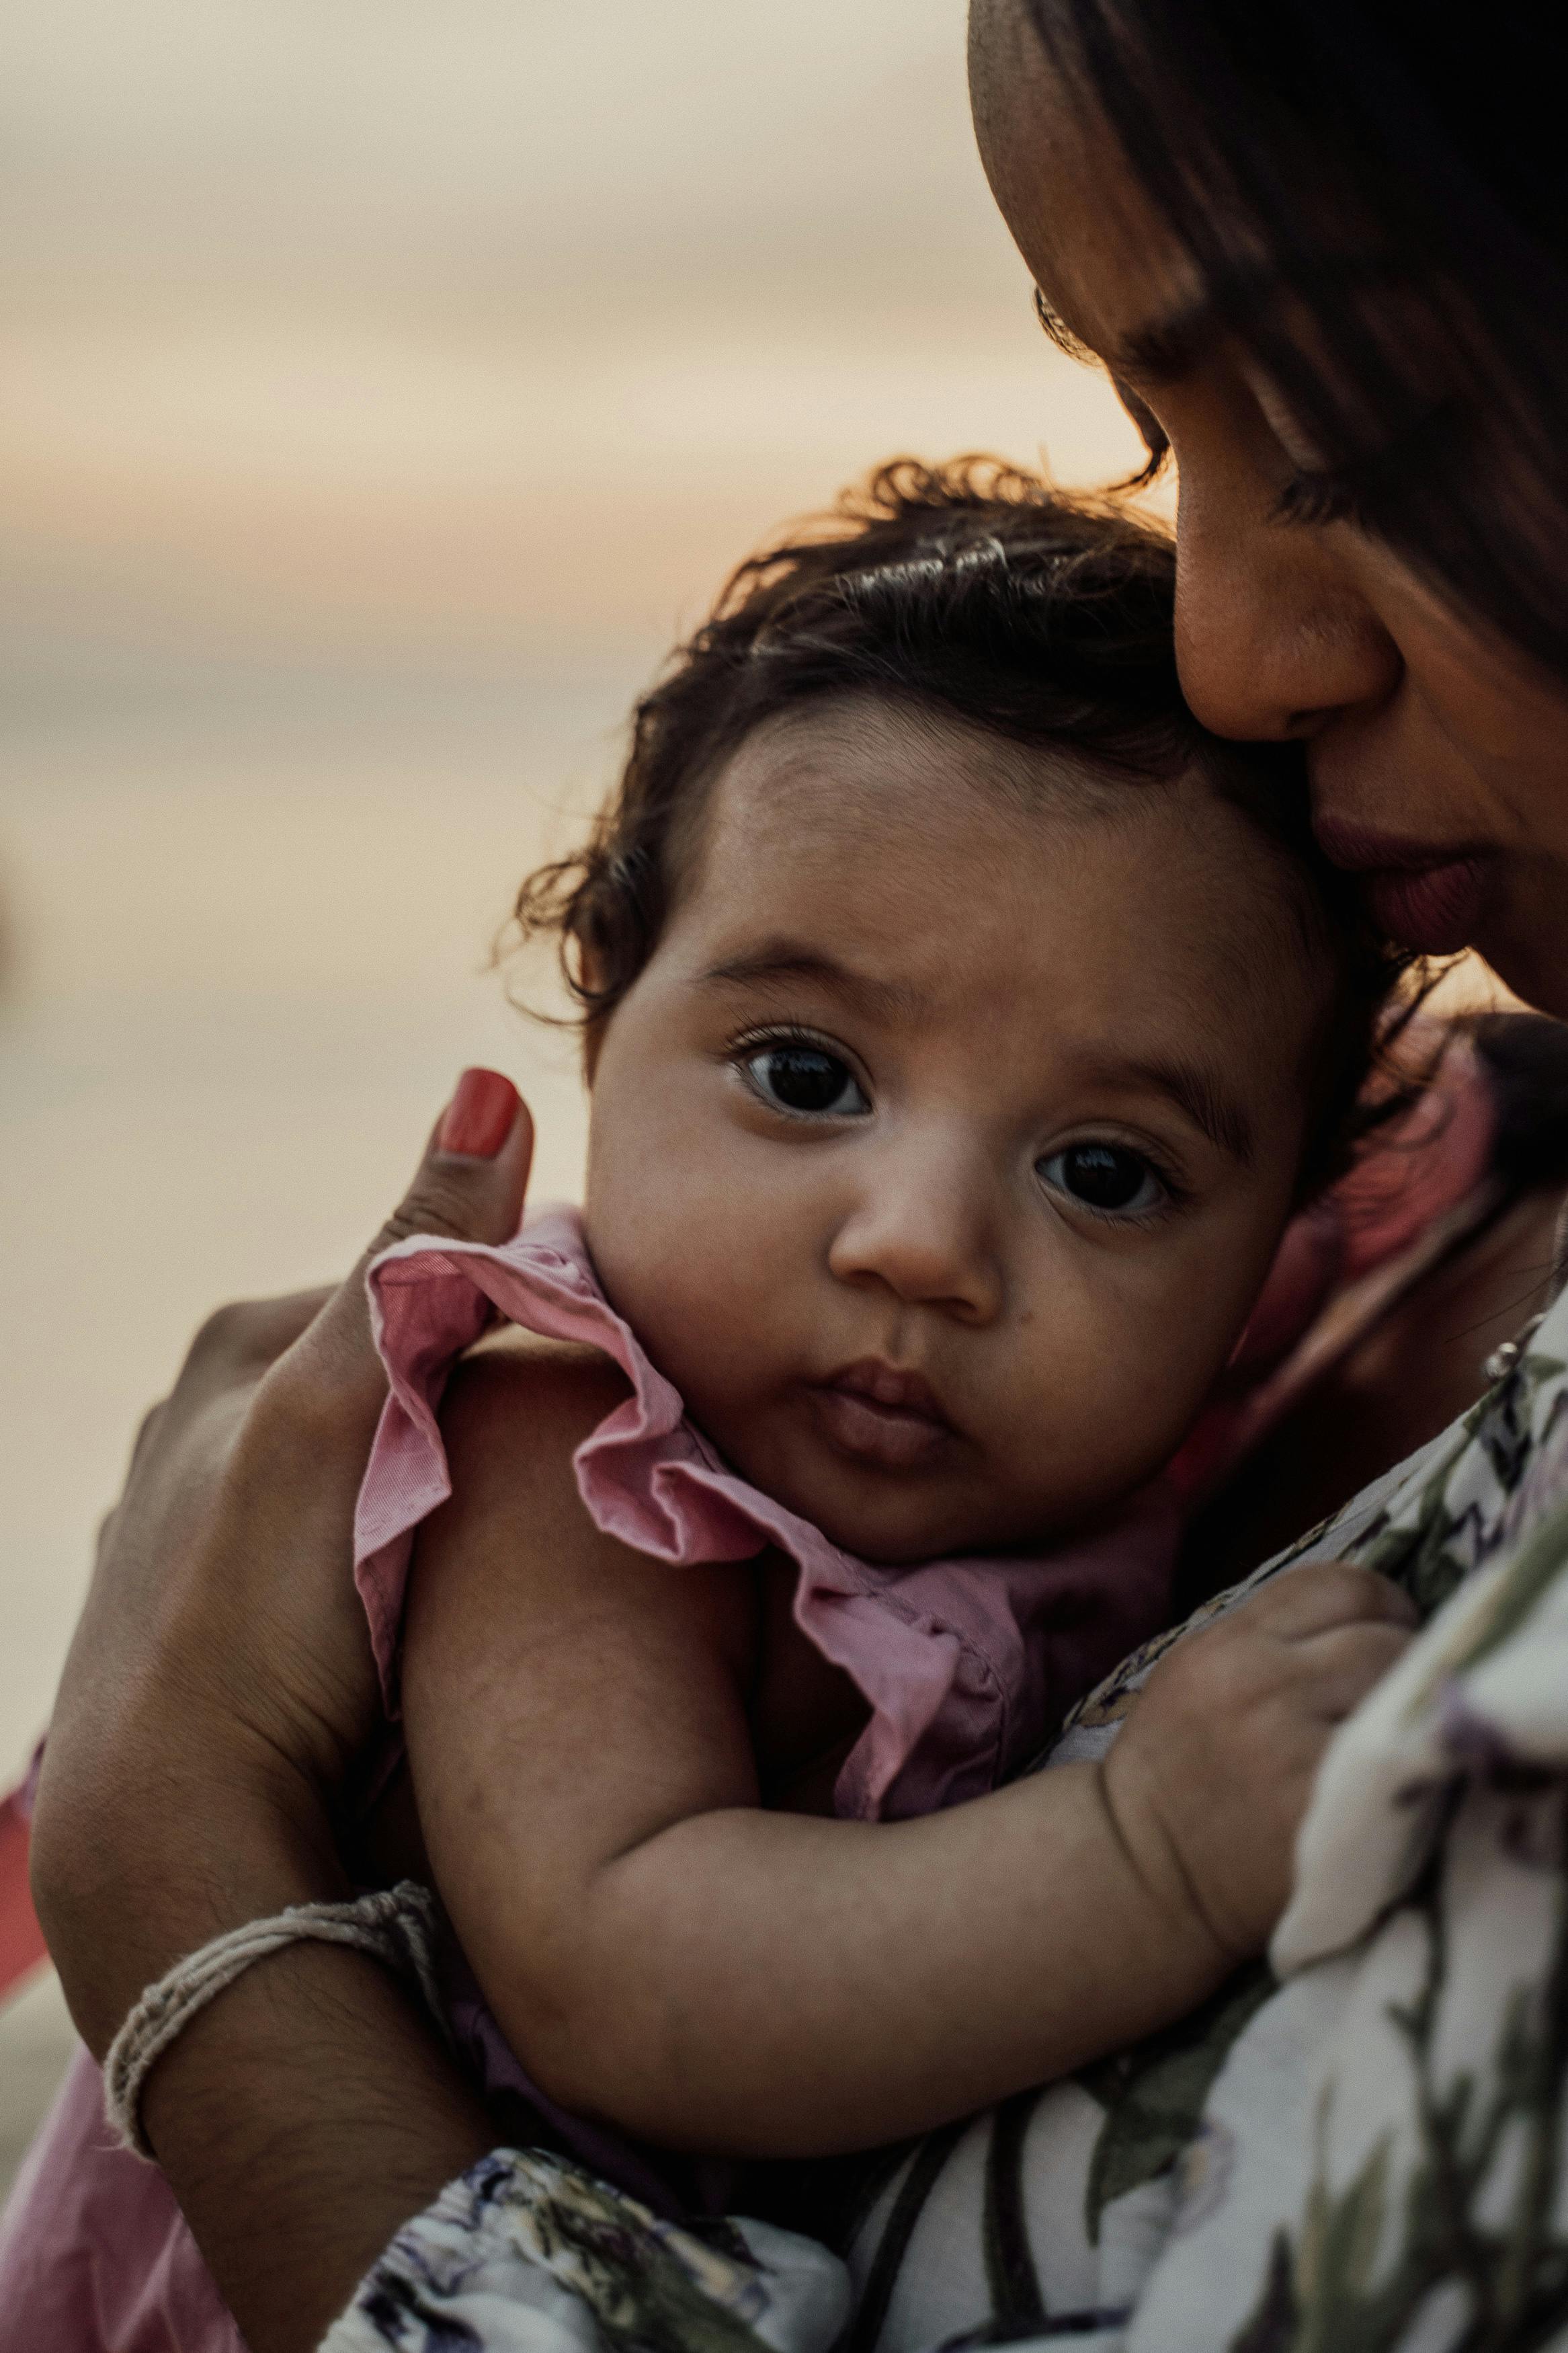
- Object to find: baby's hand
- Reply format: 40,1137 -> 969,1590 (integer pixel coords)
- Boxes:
1100,1562 -> 1417,1966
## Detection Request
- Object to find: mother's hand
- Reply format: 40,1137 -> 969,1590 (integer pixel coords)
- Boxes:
31,1066 -> 533,2059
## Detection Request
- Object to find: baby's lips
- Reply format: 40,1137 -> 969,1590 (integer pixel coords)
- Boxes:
827,1357 -> 952,1426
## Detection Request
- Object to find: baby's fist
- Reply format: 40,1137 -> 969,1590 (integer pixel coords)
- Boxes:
1102,1562 -> 1416,1966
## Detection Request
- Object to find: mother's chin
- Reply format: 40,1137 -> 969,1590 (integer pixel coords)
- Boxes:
1358,855 -> 1493,959
1466,859 -> 1568,1021
1365,856 -> 1568,1021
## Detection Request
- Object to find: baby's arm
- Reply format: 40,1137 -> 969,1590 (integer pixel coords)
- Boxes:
402,1337 -> 1413,2159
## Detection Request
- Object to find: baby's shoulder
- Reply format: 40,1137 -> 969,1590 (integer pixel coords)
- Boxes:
440,1324 -> 632,1471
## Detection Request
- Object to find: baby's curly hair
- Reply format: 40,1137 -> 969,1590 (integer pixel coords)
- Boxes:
510,455 -> 1423,1197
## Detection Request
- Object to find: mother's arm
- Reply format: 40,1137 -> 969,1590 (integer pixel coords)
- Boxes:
28,1070 -> 530,2353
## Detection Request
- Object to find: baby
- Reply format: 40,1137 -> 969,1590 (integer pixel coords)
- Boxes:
5,461 -> 1424,2353
356,458 -> 1417,2181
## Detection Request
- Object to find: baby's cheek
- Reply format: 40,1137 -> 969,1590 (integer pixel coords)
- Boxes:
1008,1290 -> 1236,1507
589,1197 -> 776,1426
587,1088 -> 751,1310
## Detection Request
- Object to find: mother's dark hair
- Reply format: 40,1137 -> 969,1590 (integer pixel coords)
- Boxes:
1017,0 -> 1568,684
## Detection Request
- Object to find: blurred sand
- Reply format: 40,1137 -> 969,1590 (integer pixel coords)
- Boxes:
0,0 -> 1149,2189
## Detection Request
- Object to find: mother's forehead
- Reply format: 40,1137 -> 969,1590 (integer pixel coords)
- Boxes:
968,0 -> 1250,376
971,0 -> 1411,397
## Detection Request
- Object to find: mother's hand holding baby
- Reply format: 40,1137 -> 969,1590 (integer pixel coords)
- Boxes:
28,1067 -> 532,2342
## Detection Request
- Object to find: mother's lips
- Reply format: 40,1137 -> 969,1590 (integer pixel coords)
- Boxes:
1360,859 -> 1490,957
1313,817 -> 1492,955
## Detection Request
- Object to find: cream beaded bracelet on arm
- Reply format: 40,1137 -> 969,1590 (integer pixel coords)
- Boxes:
102,1880 -> 448,2158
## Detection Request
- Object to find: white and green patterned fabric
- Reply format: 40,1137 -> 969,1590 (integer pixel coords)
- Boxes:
326,1284 -> 1568,2353
321,2149 -> 851,2353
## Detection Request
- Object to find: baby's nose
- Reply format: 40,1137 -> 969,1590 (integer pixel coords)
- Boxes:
827,1148 -> 1003,1322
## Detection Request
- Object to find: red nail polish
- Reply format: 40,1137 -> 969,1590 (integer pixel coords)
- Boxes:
438,1068 -> 518,1158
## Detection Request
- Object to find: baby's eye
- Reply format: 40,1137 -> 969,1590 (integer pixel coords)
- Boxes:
743,1042 -> 869,1119
1038,1143 -> 1166,1218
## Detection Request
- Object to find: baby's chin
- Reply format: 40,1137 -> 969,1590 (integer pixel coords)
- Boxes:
809,1494 -> 1087,1568
721,1437 -> 1062,1567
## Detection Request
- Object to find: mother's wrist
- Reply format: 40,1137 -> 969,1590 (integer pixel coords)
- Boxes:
30,1716 -> 349,2062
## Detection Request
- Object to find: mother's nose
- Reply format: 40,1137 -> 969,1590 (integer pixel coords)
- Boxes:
1171,454 -> 1404,745
826,1152 -> 1004,1324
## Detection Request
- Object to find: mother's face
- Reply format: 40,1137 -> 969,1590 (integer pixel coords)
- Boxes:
970,0 -> 1568,1016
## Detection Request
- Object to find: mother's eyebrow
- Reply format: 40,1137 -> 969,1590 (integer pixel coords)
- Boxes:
1035,272 -> 1240,386
694,942 -> 929,1023
1108,282 -> 1252,385
1106,255 -> 1412,387
1108,1052 -> 1257,1165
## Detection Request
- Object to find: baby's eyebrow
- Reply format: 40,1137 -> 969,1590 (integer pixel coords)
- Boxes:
1108,1052 -> 1257,1166
694,943 -> 928,1024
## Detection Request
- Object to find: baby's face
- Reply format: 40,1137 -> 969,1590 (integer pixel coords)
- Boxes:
584,695 -> 1334,1564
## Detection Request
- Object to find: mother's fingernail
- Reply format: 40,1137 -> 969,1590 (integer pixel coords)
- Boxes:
438,1068 -> 519,1158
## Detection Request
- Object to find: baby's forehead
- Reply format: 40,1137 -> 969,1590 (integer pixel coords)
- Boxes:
683,696 -> 1333,1064
702,696 -> 1115,851
702,697 -> 1316,940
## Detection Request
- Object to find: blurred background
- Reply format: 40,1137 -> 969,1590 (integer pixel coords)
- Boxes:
0,0 -> 1152,2177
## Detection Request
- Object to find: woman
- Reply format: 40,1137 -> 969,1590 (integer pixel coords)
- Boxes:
23,0 -> 1568,2346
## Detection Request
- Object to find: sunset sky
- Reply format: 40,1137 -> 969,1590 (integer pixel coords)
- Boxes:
0,0 -> 1147,673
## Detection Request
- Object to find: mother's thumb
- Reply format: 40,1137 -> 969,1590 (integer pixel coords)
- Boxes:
373,1068 -> 533,1254
268,1070 -> 534,1423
